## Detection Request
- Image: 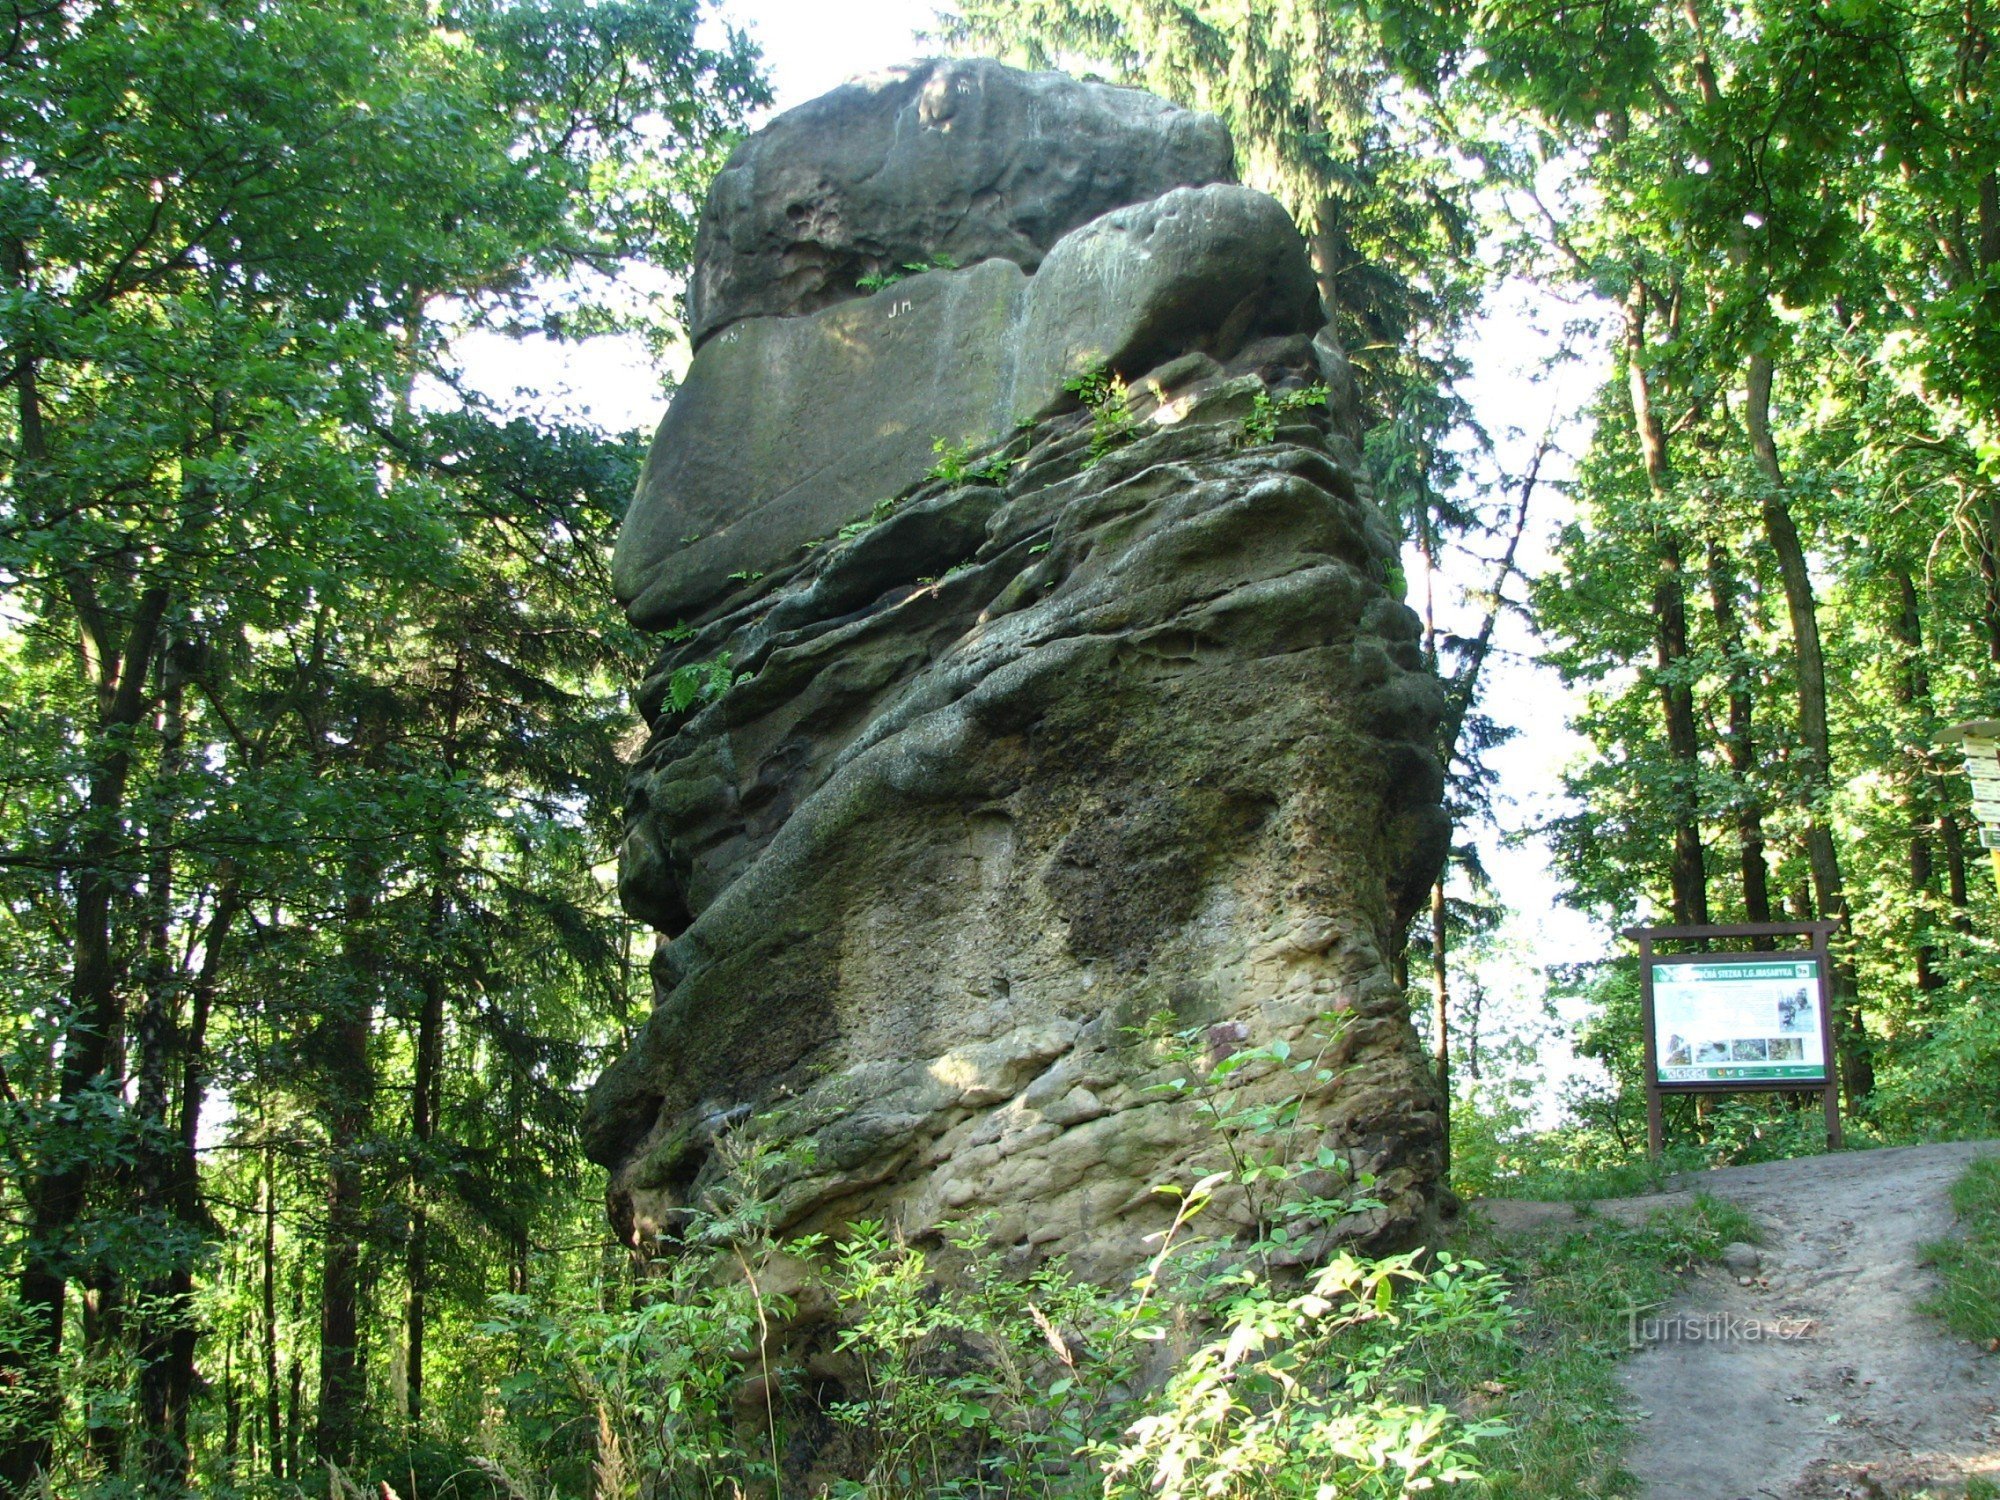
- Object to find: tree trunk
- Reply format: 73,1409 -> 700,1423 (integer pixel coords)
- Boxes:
0,564 -> 169,1493
406,646 -> 467,1432
1625,281 -> 1709,925
286,1353 -> 303,1481
133,869 -> 242,1489
263,1151 -> 284,1481
1888,571 -> 1944,992
406,882 -> 448,1430
223,1342 -> 241,1475
1745,352 -> 1871,1102
314,873 -> 380,1466
1941,810 -> 1972,921
80,1272 -> 125,1478
1974,489 -> 2000,664
1430,876 -> 1450,1173
1704,539 -> 1772,924
1413,492 -> 1451,1168
1463,978 -> 1485,1082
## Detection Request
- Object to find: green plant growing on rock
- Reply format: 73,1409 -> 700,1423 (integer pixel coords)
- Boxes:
1064,362 -> 1139,467
928,436 -> 1013,485
812,1205 -> 1510,1500
664,652 -> 737,713
839,496 -> 902,542
1239,383 -> 1330,446
1145,1009 -> 1380,1267
858,252 -> 960,291
481,1018 -> 1529,1500
824,1223 -> 1023,1498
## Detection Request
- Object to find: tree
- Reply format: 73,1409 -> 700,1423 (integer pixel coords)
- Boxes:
0,0 -> 761,1488
1408,0 -> 1999,1115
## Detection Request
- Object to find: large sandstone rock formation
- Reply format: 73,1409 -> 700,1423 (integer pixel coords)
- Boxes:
587,59 -> 1449,1281
683,58 -> 1234,344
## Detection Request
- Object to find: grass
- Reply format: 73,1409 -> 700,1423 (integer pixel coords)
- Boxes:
1463,1104 -> 1849,1204
1428,1193 -> 1760,1499
1474,1151 -> 1689,1203
1921,1154 -> 2000,1345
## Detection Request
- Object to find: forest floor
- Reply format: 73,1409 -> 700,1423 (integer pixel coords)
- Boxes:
1481,1140 -> 2000,1499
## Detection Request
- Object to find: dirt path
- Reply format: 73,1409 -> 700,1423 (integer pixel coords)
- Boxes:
1492,1141 -> 2000,1499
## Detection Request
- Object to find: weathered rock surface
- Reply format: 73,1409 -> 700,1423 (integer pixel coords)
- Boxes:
685,57 -> 1235,345
588,62 -> 1448,1285
614,183 -> 1321,627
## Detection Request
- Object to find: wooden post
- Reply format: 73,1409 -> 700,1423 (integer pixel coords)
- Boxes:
1638,930 -> 1664,1159
1812,924 -> 1844,1149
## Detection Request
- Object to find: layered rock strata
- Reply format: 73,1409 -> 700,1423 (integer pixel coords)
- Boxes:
586,60 -> 1449,1281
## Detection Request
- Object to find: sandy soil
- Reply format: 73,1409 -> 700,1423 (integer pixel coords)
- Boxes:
1489,1140 -> 2000,1499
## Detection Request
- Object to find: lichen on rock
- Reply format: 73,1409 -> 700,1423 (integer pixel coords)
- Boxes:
586,58 -> 1450,1284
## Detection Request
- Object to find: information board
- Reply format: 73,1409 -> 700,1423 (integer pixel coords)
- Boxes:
1649,955 -> 1829,1086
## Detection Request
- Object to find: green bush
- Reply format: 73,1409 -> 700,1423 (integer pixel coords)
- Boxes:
1237,384 -> 1328,446
466,1012 -> 1772,1499
1062,365 -> 1138,467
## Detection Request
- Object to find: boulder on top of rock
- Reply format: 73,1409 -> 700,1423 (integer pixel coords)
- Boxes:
1013,184 -> 1323,405
614,183 -> 1322,627
685,57 -> 1235,345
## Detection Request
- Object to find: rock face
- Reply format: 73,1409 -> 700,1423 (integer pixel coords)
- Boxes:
614,184 -> 1320,627
588,62 -> 1449,1283
685,58 -> 1235,345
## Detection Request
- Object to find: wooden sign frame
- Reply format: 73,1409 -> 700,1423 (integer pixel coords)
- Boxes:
1626,921 -> 1843,1159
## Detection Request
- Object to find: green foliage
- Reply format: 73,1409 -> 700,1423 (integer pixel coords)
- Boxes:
836,496 -> 904,544
1921,1156 -> 2000,1345
1238,384 -> 1330,446
462,1011 -> 1526,1499
1140,1011 -> 1385,1263
858,253 -> 962,292
662,652 -> 737,714
1063,364 -> 1140,468
485,1151 -> 1512,1500
469,1071 -> 1776,1500
927,437 -> 1014,486
1097,1252 -> 1509,1500
0,0 -> 763,1487
482,1256 -> 766,1498
1458,0 -> 2000,1120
